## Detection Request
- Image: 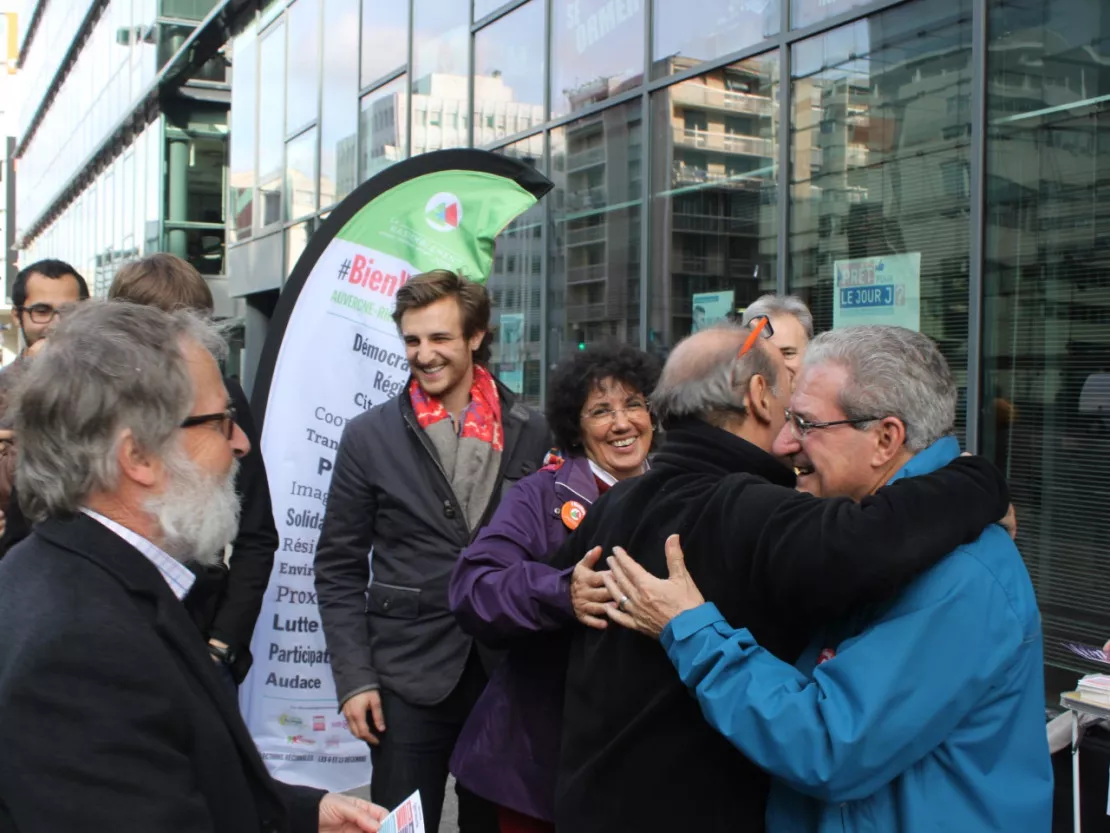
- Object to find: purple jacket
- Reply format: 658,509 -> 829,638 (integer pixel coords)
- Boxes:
447,455 -> 600,822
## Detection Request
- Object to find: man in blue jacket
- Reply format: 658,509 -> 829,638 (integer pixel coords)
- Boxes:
602,324 -> 1053,833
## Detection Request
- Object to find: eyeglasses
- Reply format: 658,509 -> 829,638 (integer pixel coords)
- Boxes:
581,400 -> 649,424
15,303 -> 63,325
181,405 -> 238,440
738,315 -> 774,358
784,407 -> 885,441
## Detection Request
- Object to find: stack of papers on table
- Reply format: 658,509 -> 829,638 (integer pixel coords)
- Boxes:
1076,675 -> 1110,705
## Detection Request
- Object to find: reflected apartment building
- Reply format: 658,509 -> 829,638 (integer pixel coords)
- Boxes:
650,55 -> 779,344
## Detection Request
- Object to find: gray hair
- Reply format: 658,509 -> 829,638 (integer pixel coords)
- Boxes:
652,325 -> 780,428
742,294 -> 814,339
803,325 -> 955,452
13,299 -> 227,522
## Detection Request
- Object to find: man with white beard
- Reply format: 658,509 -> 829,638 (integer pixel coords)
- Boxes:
0,300 -> 388,833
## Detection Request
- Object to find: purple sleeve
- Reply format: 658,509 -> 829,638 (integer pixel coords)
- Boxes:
449,473 -> 575,642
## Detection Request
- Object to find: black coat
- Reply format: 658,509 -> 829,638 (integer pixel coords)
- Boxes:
551,420 -> 1011,833
315,379 -> 550,706
0,514 -> 322,833
184,376 -> 279,682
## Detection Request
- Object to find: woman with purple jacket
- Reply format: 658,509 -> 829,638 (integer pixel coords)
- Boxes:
448,343 -> 661,833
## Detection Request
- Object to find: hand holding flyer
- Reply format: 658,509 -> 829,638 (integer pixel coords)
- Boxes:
378,791 -> 425,833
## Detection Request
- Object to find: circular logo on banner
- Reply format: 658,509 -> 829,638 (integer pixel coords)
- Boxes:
560,500 -> 587,531
425,192 -> 463,232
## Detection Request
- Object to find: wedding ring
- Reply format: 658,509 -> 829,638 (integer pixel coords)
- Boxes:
618,595 -> 630,610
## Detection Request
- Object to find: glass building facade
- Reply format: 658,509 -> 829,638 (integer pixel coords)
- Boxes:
226,0 -> 1110,692
14,0 -> 234,315
12,0 -> 1108,693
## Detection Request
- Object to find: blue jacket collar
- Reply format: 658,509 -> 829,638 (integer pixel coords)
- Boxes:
887,435 -> 961,484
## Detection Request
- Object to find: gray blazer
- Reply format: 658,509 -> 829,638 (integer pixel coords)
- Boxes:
314,378 -> 550,706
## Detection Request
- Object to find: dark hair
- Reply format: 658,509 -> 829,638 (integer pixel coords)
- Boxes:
392,269 -> 492,364
13,259 -> 90,307
109,253 -> 215,314
546,343 -> 662,452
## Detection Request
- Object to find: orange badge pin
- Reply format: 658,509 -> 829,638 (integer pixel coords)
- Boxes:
560,500 -> 586,531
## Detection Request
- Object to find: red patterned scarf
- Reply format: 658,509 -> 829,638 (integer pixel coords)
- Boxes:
409,364 -> 504,451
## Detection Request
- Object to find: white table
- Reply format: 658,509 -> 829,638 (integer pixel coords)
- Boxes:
1060,693 -> 1110,833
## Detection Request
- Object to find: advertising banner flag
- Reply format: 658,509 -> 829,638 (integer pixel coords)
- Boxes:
240,150 -> 553,791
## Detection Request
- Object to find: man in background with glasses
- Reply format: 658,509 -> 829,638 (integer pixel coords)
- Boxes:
739,293 -> 813,375
0,260 -> 90,553
549,320 -> 1015,833
8,258 -> 89,357
600,325 -> 1051,833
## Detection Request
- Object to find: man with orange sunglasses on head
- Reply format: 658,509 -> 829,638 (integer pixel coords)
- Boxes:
548,318 -> 1017,833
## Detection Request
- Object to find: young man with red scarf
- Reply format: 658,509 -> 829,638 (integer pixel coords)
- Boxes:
315,270 -> 549,833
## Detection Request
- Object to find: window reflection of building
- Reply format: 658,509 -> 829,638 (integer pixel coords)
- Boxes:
554,101 -> 642,353
982,0 -> 1110,680
651,55 -> 778,348
789,3 -> 973,432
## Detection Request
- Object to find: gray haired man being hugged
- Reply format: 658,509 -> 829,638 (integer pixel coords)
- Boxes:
0,300 -> 387,833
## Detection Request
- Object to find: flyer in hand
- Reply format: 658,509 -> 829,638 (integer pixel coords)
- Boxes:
379,791 -> 425,833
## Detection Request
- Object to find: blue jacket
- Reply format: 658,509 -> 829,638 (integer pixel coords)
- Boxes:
661,437 -> 1053,833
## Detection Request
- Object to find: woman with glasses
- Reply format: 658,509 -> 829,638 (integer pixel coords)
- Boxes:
448,342 -> 661,833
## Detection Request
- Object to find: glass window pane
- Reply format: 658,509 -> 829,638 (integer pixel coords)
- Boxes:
982,0 -> 1110,687
474,0 -> 545,147
286,128 -> 319,220
230,26 -> 258,240
787,0 -> 973,439
652,0 -> 778,79
474,0 -> 506,22
287,220 -> 310,275
551,0 -> 644,119
322,0 -> 360,207
792,0 -> 871,30
411,0 -> 469,153
649,52 -> 778,352
360,0 -> 409,88
548,100 -> 643,366
286,0 -> 321,134
491,137 -> 546,404
258,22 -> 286,227
360,75 -> 409,181
413,0 -> 469,78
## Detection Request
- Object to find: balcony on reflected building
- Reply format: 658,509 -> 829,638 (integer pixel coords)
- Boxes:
565,186 -> 608,211
566,263 -> 607,285
674,126 -> 774,157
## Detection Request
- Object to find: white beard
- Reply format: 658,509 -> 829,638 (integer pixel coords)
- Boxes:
144,444 -> 241,567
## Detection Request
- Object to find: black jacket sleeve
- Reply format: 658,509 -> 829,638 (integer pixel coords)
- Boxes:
0,619 -> 219,831
314,418 -> 379,705
747,455 -> 1010,628
279,782 -> 326,833
210,378 -> 279,681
